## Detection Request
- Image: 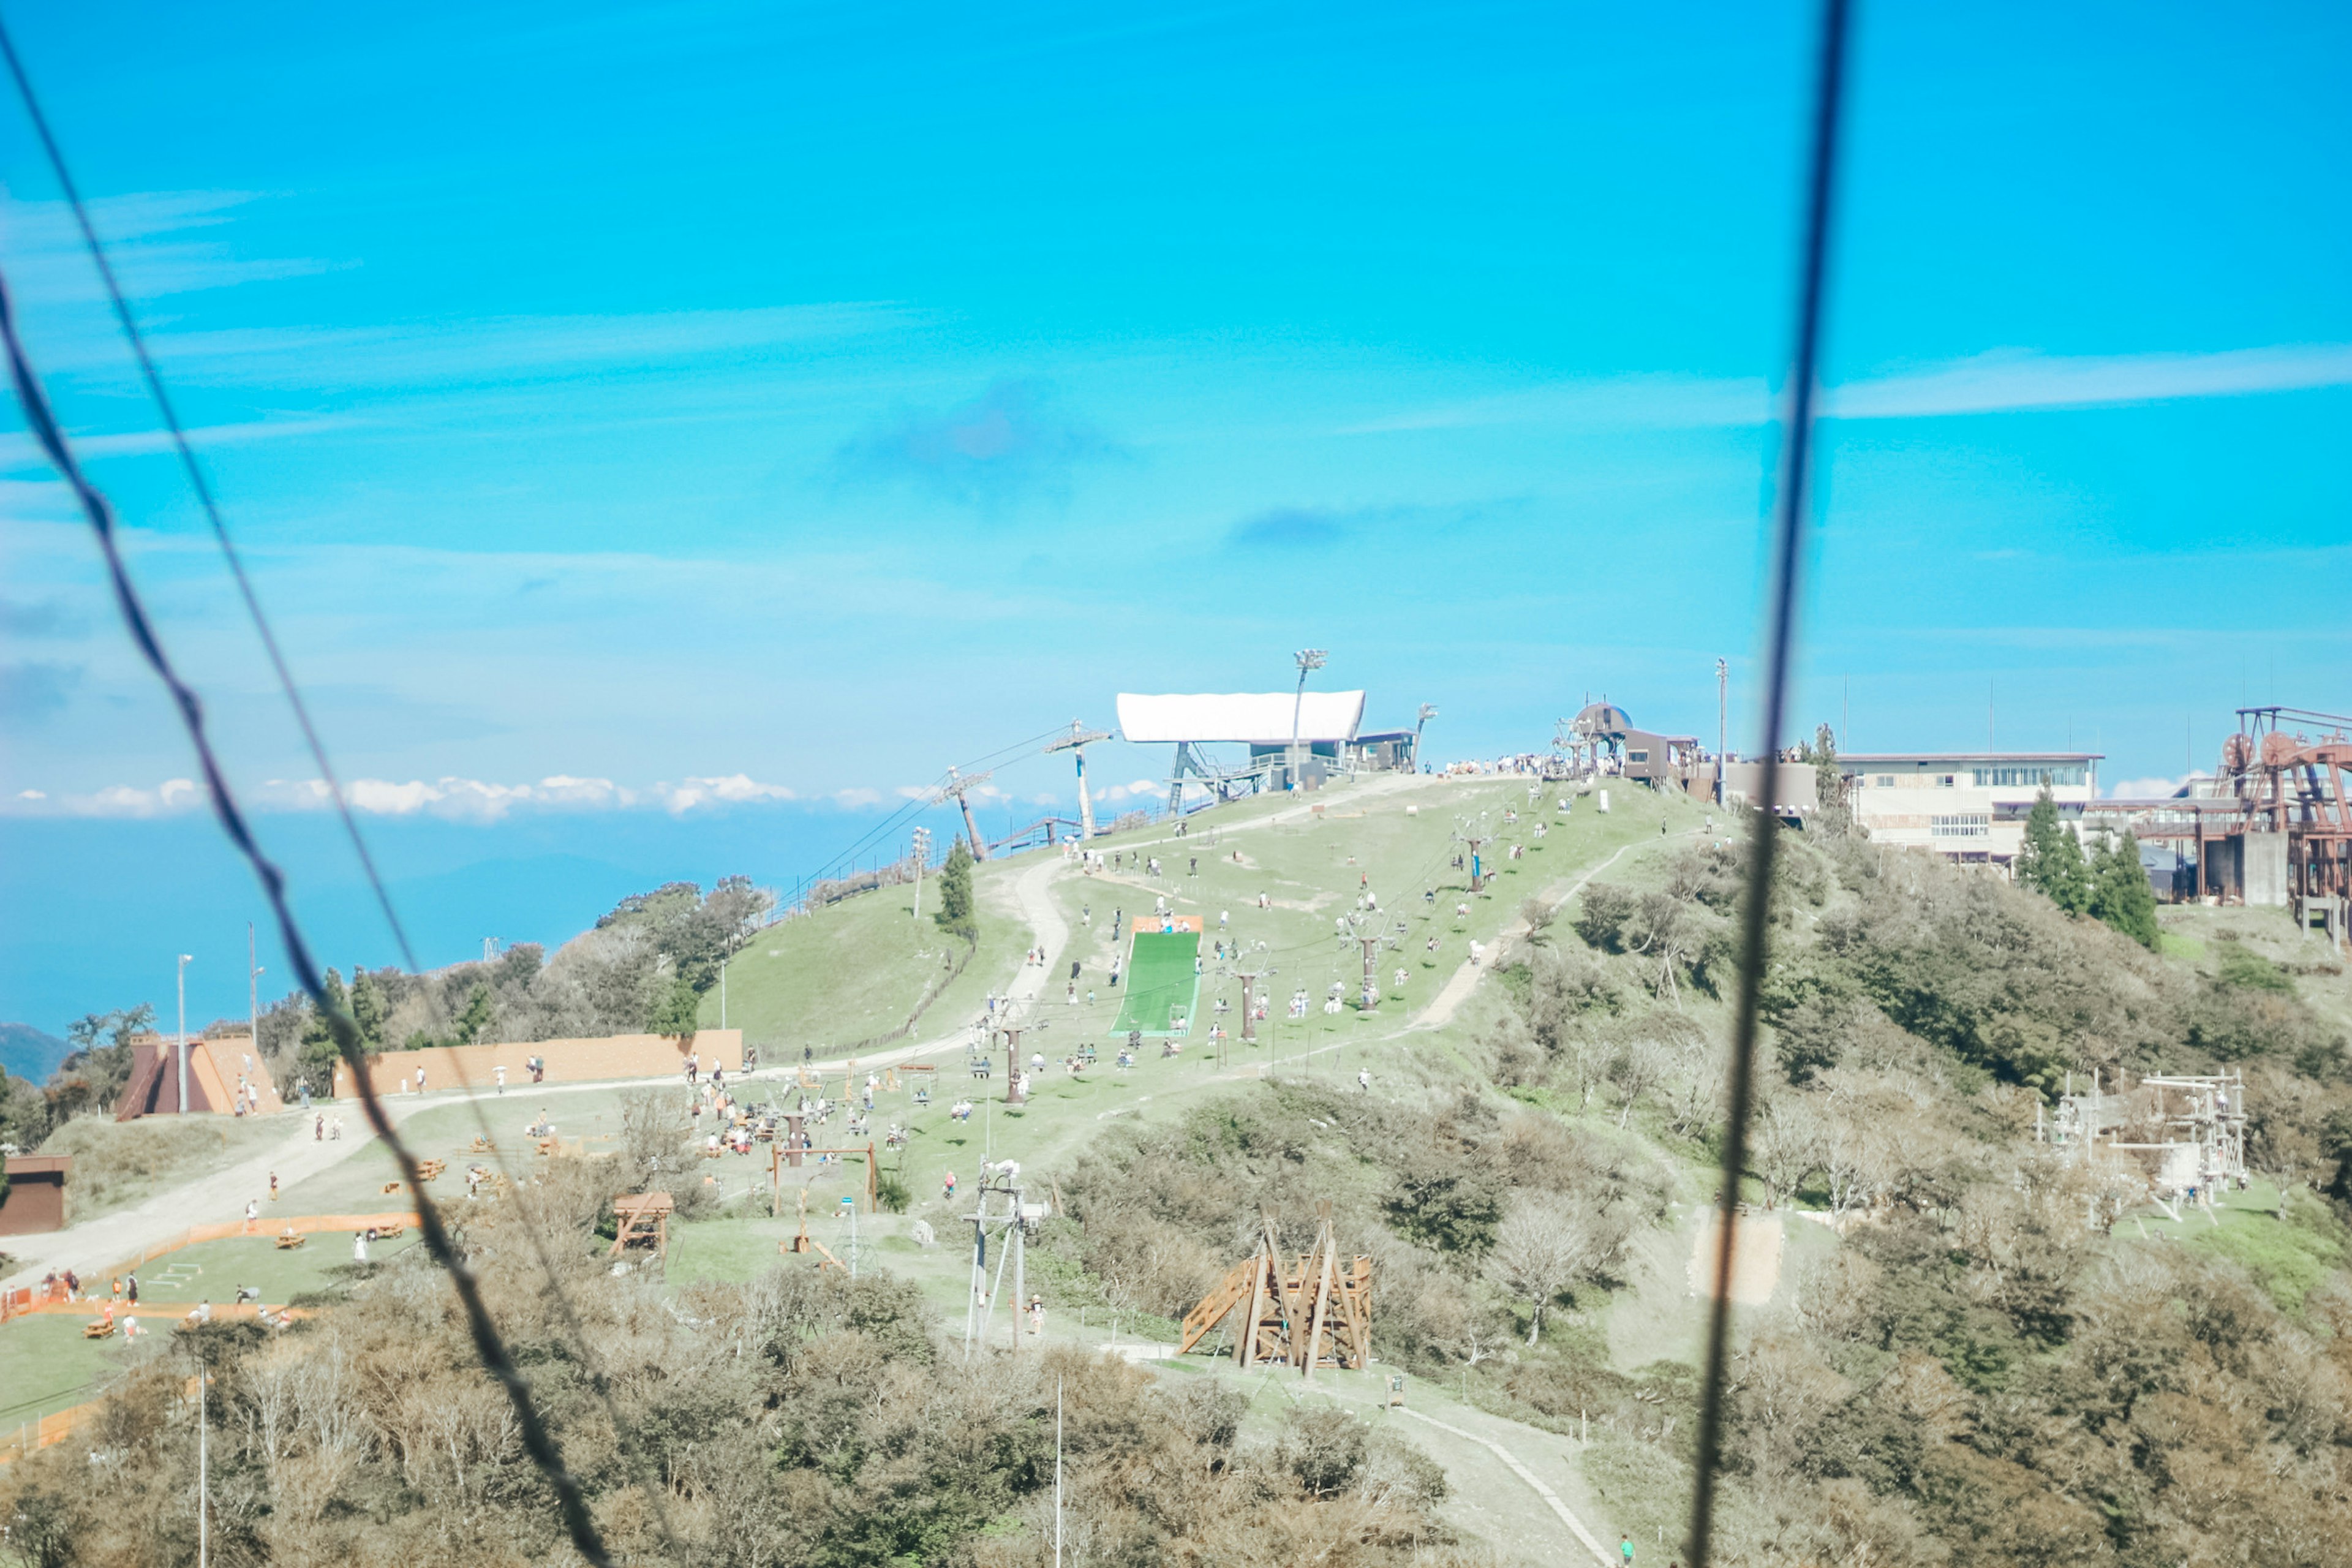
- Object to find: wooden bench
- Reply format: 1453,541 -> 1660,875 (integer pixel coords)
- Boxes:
535,1137 -> 559,1157
468,1136 -> 497,1154
373,1223 -> 405,1240
274,1231 -> 307,1250
382,1180 -> 402,1195
417,1158 -> 447,1181
83,1320 -> 115,1340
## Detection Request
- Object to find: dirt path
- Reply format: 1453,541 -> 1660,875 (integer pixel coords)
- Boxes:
1687,1210 -> 1784,1306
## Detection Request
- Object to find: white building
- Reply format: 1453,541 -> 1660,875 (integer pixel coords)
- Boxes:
1840,752 -> 2101,869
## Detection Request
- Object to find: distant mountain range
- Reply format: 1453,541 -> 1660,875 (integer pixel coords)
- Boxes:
0,1022 -> 70,1083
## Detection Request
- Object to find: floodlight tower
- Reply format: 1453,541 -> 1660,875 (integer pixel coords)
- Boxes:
938,767 -> 994,861
1045,720 -> 1113,839
1289,649 -> 1328,788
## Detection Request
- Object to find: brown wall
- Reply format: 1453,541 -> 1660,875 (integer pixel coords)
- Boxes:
331,1030 -> 743,1099
0,1156 -> 69,1236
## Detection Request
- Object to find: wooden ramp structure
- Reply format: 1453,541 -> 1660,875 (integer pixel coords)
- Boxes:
1178,1206 -> 1371,1376
609,1192 -> 674,1258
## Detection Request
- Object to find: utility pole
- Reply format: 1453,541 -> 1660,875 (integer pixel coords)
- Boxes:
911,826 -> 932,921
720,962 -> 728,1031
1046,721 -> 1112,839
1290,648 -> 1327,788
247,925 -> 260,1060
178,953 -> 193,1114
1715,658 -> 1728,806
1414,703 -> 1438,772
1355,933 -> 1384,1011
196,1342 -> 209,1568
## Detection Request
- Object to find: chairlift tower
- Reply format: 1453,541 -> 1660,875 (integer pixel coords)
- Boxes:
910,826 -> 932,922
963,1164 -> 1047,1358
1045,720 -> 1113,840
1289,649 -> 1327,786
938,767 -> 995,861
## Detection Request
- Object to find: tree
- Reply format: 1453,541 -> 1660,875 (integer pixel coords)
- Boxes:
2014,786 -> 2090,915
649,973 -> 700,1040
1485,1196 -> 1634,1344
1750,1095 -> 1825,1208
1806,723 -> 1850,837
298,969 -> 350,1088
2087,829 -> 2160,950
933,839 -> 977,941
448,983 -> 495,1047
350,971 -> 389,1054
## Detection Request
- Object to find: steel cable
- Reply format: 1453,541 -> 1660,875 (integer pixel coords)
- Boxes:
0,265 -> 615,1568
1683,2 -> 1852,1565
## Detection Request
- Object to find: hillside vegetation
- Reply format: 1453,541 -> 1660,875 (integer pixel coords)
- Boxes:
7,778 -> 2352,1567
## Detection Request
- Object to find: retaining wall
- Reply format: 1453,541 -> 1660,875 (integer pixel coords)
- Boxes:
331,1030 -> 743,1099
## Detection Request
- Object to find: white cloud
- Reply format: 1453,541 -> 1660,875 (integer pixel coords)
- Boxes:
1826,345 -> 2352,420
2108,772 -> 2209,801
1338,343 -> 2352,438
2,772 -> 818,821
1098,777 -> 1163,802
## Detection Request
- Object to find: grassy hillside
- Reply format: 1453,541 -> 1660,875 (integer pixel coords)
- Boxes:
702,872 -> 1029,1054
17,773 -> 2351,1568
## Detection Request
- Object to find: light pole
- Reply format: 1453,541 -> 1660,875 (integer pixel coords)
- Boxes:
1715,658 -> 1728,805
1414,703 -> 1438,772
1291,648 -> 1327,789
247,925 -> 261,1063
911,826 -> 932,922
177,953 -> 194,1114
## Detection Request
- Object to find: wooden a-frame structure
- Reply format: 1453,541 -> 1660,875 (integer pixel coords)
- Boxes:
609,1191 -> 674,1258
1178,1204 -> 1371,1376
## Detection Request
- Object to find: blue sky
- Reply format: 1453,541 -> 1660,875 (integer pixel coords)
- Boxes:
2,1 -> 2349,1028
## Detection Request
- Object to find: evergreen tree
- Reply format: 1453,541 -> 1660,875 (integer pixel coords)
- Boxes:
1806,722 -> 1848,836
934,839 -> 978,941
649,973 -> 701,1039
298,968 -> 350,1087
449,983 -> 496,1047
350,971 -> 389,1054
2089,829 -> 2161,950
2015,786 -> 2091,914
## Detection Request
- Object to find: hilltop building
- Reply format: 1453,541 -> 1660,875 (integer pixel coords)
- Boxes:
1839,752 -> 2101,867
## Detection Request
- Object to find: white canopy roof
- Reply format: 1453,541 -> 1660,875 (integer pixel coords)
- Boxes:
1116,691 -> 1366,745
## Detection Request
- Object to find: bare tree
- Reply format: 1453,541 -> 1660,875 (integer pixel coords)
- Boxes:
1484,1197 -> 1634,1345
1749,1095 -> 1826,1210
1607,1032 -> 1673,1129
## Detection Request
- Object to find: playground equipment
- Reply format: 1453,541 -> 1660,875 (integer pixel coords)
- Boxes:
782,1189 -> 845,1270
608,1192 -> 674,1259
767,1137 -> 879,1215
1179,1205 -> 1371,1378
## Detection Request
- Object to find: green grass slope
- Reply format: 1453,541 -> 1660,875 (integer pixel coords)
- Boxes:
703,873 -> 1029,1055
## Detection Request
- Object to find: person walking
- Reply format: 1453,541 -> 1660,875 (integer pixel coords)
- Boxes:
414,1065 -> 426,1095
1358,1068 -> 1370,1093
1620,1537 -> 1635,1565
494,1063 -> 507,1093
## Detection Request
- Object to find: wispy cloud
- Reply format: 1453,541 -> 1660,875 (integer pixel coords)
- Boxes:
0,661 -> 83,721
0,415 -> 355,473
835,379 -> 1115,508
1826,344 -> 2352,419
1226,507 -> 1359,551
1338,343 -> 2352,437
128,304 -> 914,389
0,189 -> 337,306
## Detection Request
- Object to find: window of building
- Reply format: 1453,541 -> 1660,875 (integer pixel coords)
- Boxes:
1627,750 -> 1648,763
1874,775 -> 1893,788
1970,764 -> 2088,788
1936,774 -> 1956,787
1931,814 -> 1991,838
